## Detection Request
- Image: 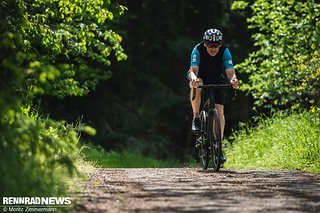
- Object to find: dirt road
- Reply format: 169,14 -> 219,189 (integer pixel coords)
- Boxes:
75,168 -> 320,212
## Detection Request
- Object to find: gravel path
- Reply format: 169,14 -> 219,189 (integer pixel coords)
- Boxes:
74,168 -> 320,212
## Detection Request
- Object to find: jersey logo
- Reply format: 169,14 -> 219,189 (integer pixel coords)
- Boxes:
192,54 -> 197,62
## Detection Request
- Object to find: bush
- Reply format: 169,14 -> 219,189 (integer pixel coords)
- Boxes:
0,108 -> 81,197
232,0 -> 320,109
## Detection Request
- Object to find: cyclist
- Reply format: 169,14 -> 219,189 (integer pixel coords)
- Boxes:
188,28 -> 239,139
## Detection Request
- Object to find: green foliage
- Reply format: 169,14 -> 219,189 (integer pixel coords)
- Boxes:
0,1 -> 26,115
225,110 -> 320,172
0,108 -> 81,196
0,0 -> 126,197
16,0 -> 127,98
81,144 -> 187,168
232,0 -> 320,109
294,51 -> 320,107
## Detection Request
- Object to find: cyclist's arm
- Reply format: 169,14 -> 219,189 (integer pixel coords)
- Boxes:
226,68 -> 236,81
223,48 -> 238,88
188,66 -> 199,81
188,46 -> 201,81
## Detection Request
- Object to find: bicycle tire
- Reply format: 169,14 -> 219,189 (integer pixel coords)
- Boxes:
198,110 -> 209,170
208,108 -> 222,171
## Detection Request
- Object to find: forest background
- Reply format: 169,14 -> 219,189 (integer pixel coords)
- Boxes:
42,0 -> 253,160
1,0 -> 319,197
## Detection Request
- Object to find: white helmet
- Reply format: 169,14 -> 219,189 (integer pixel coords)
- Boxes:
203,29 -> 223,42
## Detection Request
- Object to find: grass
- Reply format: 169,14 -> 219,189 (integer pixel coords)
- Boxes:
80,110 -> 320,173
225,110 -> 320,173
80,144 -> 189,168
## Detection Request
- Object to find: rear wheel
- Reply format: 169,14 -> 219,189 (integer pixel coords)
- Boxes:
208,109 -> 222,171
197,110 -> 209,170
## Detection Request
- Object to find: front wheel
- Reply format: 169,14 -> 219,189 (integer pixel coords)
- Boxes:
197,110 -> 209,170
208,108 -> 222,171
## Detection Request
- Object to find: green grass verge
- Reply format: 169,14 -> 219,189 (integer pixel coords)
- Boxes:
81,144 -> 189,168
225,110 -> 320,173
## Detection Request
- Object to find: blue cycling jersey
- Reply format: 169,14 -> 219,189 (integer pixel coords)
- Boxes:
190,44 -> 234,70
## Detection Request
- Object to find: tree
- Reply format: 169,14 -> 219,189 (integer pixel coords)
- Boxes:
232,0 -> 320,109
18,0 -> 127,99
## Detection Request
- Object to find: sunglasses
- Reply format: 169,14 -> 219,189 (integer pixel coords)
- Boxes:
205,42 -> 222,48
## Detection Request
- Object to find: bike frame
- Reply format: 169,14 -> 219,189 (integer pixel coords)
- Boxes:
195,84 -> 231,171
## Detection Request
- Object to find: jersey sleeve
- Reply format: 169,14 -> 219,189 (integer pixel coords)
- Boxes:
190,46 -> 200,67
222,48 -> 234,70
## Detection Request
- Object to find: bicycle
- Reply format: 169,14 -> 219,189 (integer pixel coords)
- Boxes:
192,84 -> 233,171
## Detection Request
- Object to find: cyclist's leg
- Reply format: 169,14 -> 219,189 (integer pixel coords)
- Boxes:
189,78 -> 203,119
213,90 -> 226,138
215,104 -> 225,138
214,91 -> 227,164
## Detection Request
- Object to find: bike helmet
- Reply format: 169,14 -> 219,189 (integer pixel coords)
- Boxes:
203,28 -> 223,43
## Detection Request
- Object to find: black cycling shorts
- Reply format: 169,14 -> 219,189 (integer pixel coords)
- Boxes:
209,89 -> 225,105
200,77 -> 226,105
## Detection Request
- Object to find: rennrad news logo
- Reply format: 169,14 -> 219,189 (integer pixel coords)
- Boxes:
1,197 -> 72,212
2,197 -> 72,205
